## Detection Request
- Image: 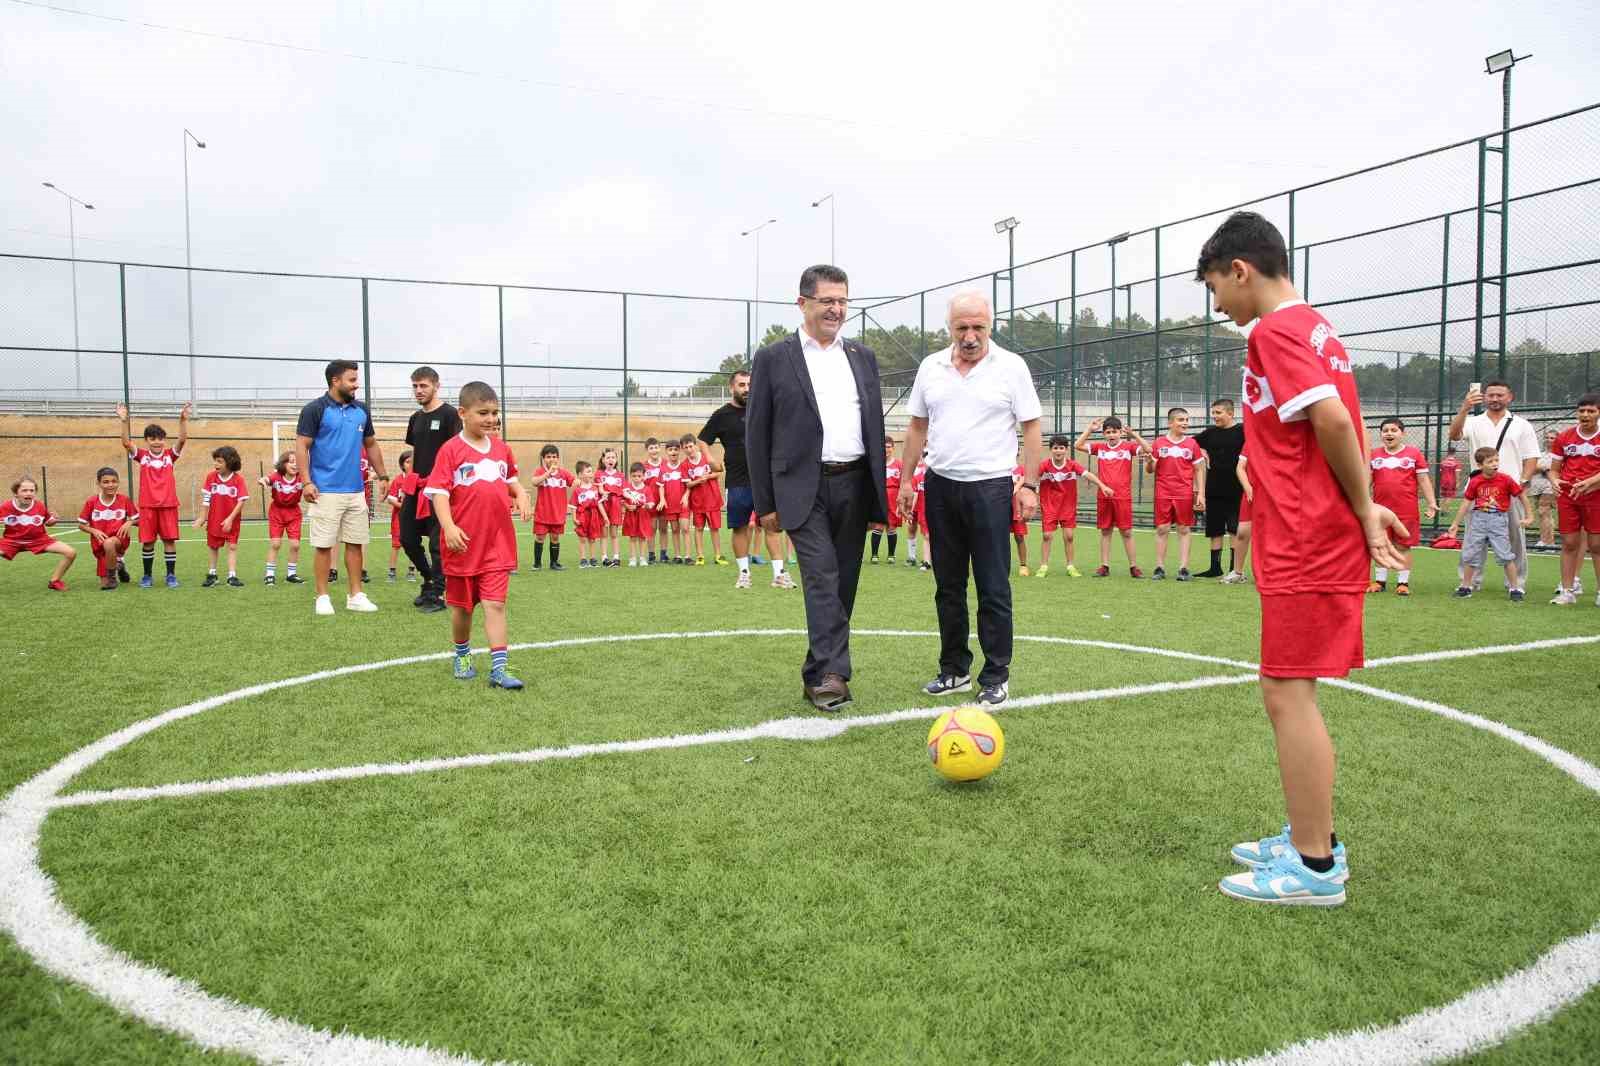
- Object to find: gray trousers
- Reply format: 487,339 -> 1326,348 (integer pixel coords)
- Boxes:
785,466 -> 871,686
1459,496 -> 1526,591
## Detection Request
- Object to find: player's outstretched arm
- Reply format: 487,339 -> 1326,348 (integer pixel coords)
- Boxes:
1074,420 -> 1100,455
176,403 -> 192,455
1306,396 -> 1405,570
115,403 -> 135,454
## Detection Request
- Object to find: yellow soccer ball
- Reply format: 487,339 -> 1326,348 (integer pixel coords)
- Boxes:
926,707 -> 1005,782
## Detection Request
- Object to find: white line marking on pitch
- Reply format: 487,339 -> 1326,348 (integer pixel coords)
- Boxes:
4,629 -> 1599,1066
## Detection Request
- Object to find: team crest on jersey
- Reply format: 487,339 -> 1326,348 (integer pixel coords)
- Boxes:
1562,442 -> 1600,458
140,453 -> 174,470
1372,454 -> 1417,471
454,458 -> 510,486
90,507 -> 129,522
1157,445 -> 1194,460
210,482 -> 242,498
4,512 -> 46,528
1242,368 -> 1276,414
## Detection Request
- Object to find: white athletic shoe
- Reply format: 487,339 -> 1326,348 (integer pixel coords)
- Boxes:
345,592 -> 379,613
314,594 -> 335,616
735,570 -> 752,589
1551,590 -> 1577,606
1220,570 -> 1247,584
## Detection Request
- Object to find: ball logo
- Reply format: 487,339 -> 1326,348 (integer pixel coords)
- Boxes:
209,483 -> 241,499
139,453 -> 173,471
1157,445 -> 1194,460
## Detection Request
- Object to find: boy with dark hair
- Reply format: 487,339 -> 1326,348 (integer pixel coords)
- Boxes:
1447,447 -> 1528,599
683,435 -> 725,565
621,462 -> 653,566
571,460 -> 607,569
116,401 -> 191,588
194,445 -> 249,587
1197,210 -> 1406,906
529,444 -> 570,571
641,437 -> 665,563
78,467 -> 136,590
659,438 -> 690,563
1194,397 -> 1246,577
1546,393 -> 1600,606
1035,433 -> 1109,577
1146,406 -> 1206,580
1075,416 -> 1147,578
1368,417 -> 1437,596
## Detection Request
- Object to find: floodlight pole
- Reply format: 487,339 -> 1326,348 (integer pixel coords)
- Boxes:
811,194 -> 835,262
41,182 -> 93,392
741,218 -> 777,345
183,129 -> 206,404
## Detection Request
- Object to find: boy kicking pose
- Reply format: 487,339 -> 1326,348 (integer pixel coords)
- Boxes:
1198,211 -> 1405,906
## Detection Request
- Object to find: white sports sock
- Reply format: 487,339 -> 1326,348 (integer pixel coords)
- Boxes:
771,559 -> 785,576
736,556 -> 750,573
1374,567 -> 1389,581
1398,569 -> 1411,583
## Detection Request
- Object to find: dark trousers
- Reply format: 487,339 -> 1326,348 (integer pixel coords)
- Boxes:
398,494 -> 441,591
925,472 -> 1013,686
786,466 -> 871,685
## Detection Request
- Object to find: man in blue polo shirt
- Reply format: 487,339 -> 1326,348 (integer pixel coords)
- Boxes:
295,359 -> 390,617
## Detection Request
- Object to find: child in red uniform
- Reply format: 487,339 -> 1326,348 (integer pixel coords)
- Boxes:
1221,450 -> 1255,585
1367,417 -> 1438,596
910,453 -> 931,571
1035,434 -> 1109,578
1549,393 -> 1600,605
641,437 -> 666,563
870,435 -> 902,565
116,401 -> 190,588
259,451 -> 305,585
425,381 -> 533,690
2,476 -> 74,589
596,447 -> 626,568
621,463 -> 653,566
193,446 -> 249,587
77,467 -> 136,590
1198,211 -> 1406,906
683,435 -> 725,565
1075,416 -> 1148,578
1437,445 -> 1461,502
384,451 -> 419,583
657,439 -> 690,564
1146,407 -> 1207,581
1009,458 -> 1032,575
529,444 -> 571,571
572,461 -> 609,569
1447,448 -> 1528,599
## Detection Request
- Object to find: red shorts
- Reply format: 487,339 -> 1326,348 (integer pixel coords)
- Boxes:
1259,590 -> 1364,679
1239,493 -> 1253,523
1096,494 -> 1133,531
1154,492 -> 1196,528
206,524 -> 241,550
1558,491 -> 1600,536
138,506 -> 179,544
1,538 -> 53,560
92,533 -> 131,575
1384,504 -> 1421,548
1041,497 -> 1077,532
445,569 -> 510,610
661,505 -> 685,522
535,521 -> 565,537
622,510 -> 651,539
914,496 -> 928,536
694,509 -> 721,530
574,511 -> 605,541
605,496 -> 624,526
268,508 -> 302,540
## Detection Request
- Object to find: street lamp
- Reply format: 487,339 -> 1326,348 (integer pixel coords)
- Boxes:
183,128 -> 206,403
1483,51 -> 1529,380
740,218 -> 777,353
1106,231 -> 1130,335
994,217 -> 1019,329
811,194 -> 835,263
41,182 -> 94,392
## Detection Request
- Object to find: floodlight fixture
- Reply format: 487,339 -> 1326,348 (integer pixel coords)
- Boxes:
1484,50 -> 1516,74
1106,231 -> 1131,246
994,217 -> 1019,234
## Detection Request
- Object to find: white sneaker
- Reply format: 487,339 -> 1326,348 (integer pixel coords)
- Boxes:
1220,570 -> 1246,584
345,592 -> 379,613
735,570 -> 752,589
1551,590 -> 1577,606
314,594 -> 335,616
772,571 -> 797,590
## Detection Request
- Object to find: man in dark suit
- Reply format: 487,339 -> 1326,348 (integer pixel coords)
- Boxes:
747,264 -> 888,711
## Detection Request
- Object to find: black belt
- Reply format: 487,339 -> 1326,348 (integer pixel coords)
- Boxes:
820,457 -> 867,476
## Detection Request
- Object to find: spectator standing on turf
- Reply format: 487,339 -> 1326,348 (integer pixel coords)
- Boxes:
1447,448 -> 1528,601
747,264 -> 888,712
1194,398 -> 1246,577
701,370 -> 790,588
896,291 -> 1042,708
1528,428 -> 1561,551
1448,381 -> 1539,592
401,367 -> 461,613
295,359 -> 390,617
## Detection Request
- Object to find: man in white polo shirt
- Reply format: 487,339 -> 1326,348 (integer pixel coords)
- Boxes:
896,291 -> 1043,707
1448,380 -> 1540,591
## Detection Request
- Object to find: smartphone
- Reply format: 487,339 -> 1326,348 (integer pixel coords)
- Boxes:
1469,381 -> 1482,395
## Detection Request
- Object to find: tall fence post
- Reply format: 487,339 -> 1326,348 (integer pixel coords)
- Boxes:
1202,280 -> 1213,409
621,293 -> 630,466
745,300 -> 751,361
1287,190 -> 1296,282
1053,297 -> 1063,433
1152,227 -> 1162,424
1436,212 -> 1451,481
1496,120 -> 1512,381
497,286 -> 506,414
1068,252 -> 1077,434
1474,137 -> 1488,384
120,263 -> 132,487
1303,246 -> 1312,301
360,278 -> 372,408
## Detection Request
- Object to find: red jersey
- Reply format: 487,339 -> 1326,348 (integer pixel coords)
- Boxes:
265,473 -> 303,512
423,434 -> 521,576
1551,427 -> 1600,491
573,483 -> 605,517
1437,456 -> 1461,498
621,484 -> 651,511
597,465 -> 627,499
1152,435 -> 1204,497
1463,471 -> 1523,512
1086,439 -> 1140,495
685,455 -> 722,511
534,467 -> 574,526
1369,445 -> 1428,511
78,493 -> 138,538
201,471 -> 248,532
387,471 -> 420,505
642,460 -> 664,495
130,446 -> 181,508
1037,458 -> 1086,509
885,458 -> 903,498
912,461 -> 928,495
659,460 -> 690,509
1,499 -> 54,546
1241,301 -> 1367,595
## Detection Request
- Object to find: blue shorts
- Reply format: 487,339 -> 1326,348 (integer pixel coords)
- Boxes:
727,485 -> 755,529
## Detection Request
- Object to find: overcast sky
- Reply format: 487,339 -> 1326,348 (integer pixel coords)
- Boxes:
4,0 -> 1599,398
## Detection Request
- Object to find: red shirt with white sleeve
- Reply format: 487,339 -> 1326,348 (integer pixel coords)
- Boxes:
597,465 -> 627,499
1551,427 -> 1600,492
78,493 -> 138,538
265,473 -> 303,513
201,471 -> 249,535
1463,471 -> 1523,513
686,455 -> 722,511
1369,445 -> 1428,514
574,483 -> 605,517
423,434 -> 521,576
1,499 -> 55,547
885,458 -> 903,499
130,446 -> 181,508
1152,435 -> 1204,498
1085,440 -> 1140,496
1037,458 -> 1085,511
534,468 -> 574,526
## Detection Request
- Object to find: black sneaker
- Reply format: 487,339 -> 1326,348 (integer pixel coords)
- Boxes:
361,571 -> 370,583
418,598 -> 447,614
1175,568 -> 1192,582
920,562 -> 932,572
264,574 -> 276,586
1452,586 -> 1473,598
530,563 -> 542,571
1151,567 -> 1166,580
201,573 -> 218,588
226,575 -> 244,588
924,673 -> 972,696
1510,589 -> 1526,603
1195,567 -> 1224,578
977,682 -> 1009,707
413,592 -> 430,606
116,565 -> 131,583
328,569 -> 339,582
549,562 -> 565,572
285,574 -> 304,584
578,559 -> 590,569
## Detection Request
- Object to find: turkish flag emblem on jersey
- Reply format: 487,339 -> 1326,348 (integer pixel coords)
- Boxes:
1242,368 -> 1275,413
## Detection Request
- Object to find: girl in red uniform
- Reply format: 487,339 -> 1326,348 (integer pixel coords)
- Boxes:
1,476 -> 75,590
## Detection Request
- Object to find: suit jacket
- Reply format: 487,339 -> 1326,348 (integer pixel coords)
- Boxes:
746,332 -> 888,530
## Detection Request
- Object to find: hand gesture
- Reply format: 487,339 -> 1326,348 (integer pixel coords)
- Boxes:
115,402 -> 129,420
896,483 -> 917,522
1447,523 -> 1459,538
1087,417 -> 1104,432
1362,503 -> 1407,571
1575,476 -> 1600,499
179,402 -> 193,421
443,524 -> 470,553
117,521 -> 131,538
1100,484 -> 1114,497
1423,502 -> 1437,520
192,516 -> 204,529
514,494 -> 533,523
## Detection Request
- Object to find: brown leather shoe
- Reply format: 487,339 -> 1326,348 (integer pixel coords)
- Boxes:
803,673 -> 852,712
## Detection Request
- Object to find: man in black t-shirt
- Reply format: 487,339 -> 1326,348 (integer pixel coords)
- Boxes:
402,366 -> 462,611
1193,397 -> 1246,577
698,368 -> 780,588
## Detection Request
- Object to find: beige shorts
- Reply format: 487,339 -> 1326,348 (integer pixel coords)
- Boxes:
308,491 -> 371,548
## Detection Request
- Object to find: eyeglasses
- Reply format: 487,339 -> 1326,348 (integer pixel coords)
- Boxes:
804,296 -> 850,309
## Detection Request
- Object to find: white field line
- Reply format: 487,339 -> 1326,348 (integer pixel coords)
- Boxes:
1363,633 -> 1600,668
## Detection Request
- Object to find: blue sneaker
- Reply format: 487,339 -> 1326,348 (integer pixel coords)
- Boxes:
1231,825 -> 1349,884
139,575 -> 153,589
165,573 -> 179,589
452,654 -> 476,681
488,668 -> 524,690
1219,845 -> 1347,906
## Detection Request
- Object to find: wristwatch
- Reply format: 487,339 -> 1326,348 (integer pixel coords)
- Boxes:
1022,482 -> 1039,492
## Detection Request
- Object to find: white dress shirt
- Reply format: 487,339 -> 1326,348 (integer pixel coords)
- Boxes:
800,327 -> 865,462
907,342 -> 1043,481
1462,410 -> 1541,482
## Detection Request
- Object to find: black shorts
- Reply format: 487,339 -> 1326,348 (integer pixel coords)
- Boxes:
1204,496 -> 1241,539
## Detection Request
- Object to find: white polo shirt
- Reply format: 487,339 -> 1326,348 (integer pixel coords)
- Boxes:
908,342 -> 1042,481
799,327 -> 865,462
1461,410 -> 1540,483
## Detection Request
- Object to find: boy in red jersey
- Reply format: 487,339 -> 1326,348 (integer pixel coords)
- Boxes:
193,445 -> 249,588
1075,416 -> 1148,578
870,435 -> 902,565
1220,450 -> 1255,585
641,437 -> 666,563
571,461 -> 608,569
621,462 -> 653,566
1437,444 -> 1461,502
683,435 -> 725,565
658,438 -> 690,564
384,451 -> 419,582
259,451 -> 306,585
1,476 -> 75,590
1035,434 -> 1110,578
1447,447 -> 1528,599
1367,417 -> 1438,596
529,444 -> 572,572
424,381 -> 533,689
77,467 -> 137,590
1197,211 -> 1406,906
1549,393 -> 1600,605
1146,407 -> 1207,581
117,401 -> 190,589
596,447 -> 627,567
910,452 -> 931,570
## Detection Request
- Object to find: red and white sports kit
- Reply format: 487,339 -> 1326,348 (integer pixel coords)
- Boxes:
1551,426 -> 1600,535
1009,464 -> 1029,536
883,458 -> 903,530
130,446 -> 181,543
686,456 -> 723,530
573,484 -> 607,541
597,465 -> 627,526
264,473 -> 304,540
0,499 -> 57,559
1437,456 -> 1461,500
1037,458 -> 1085,532
642,460 -> 665,520
1086,440 -> 1139,531
1242,300 -> 1366,679
911,461 -> 929,535
533,467 -> 573,537
1369,445 -> 1428,548
387,472 -> 420,548
200,471 -> 249,549
1152,435 -> 1204,527
78,493 -> 137,575
1237,449 -> 1253,524
424,434 -> 521,610
658,461 -> 689,519
621,485 -> 652,539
